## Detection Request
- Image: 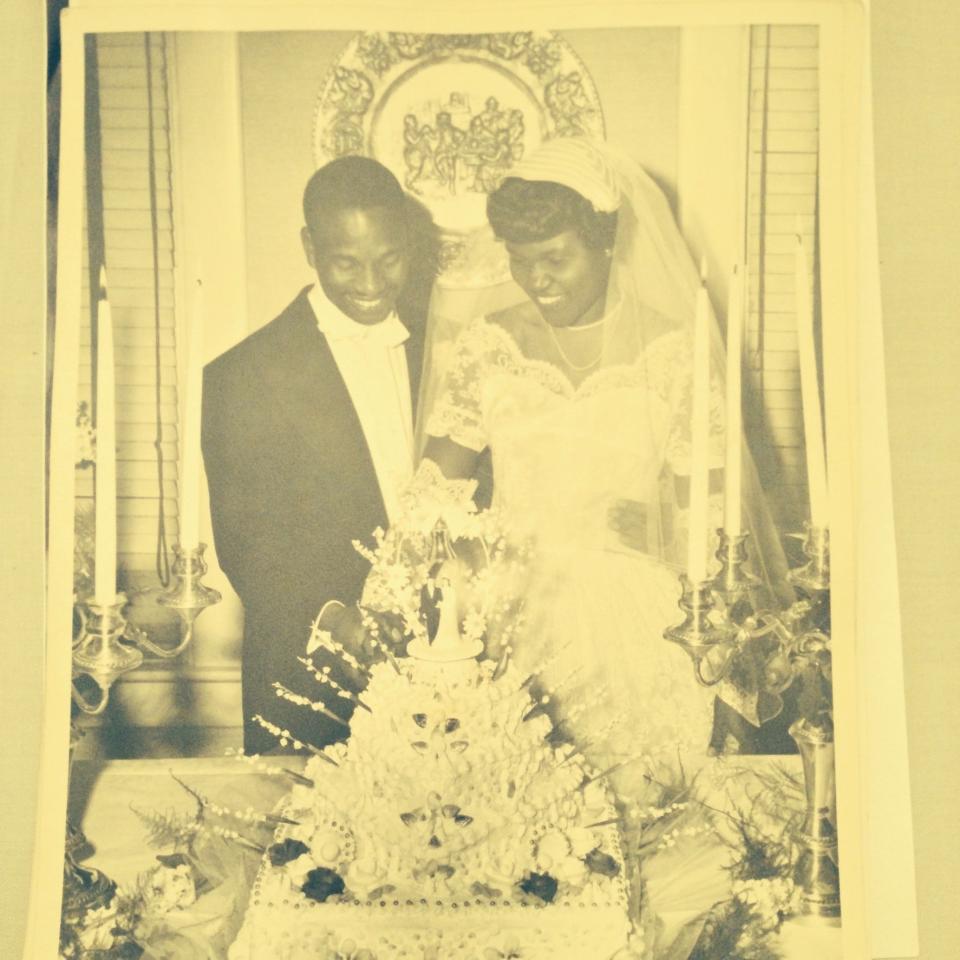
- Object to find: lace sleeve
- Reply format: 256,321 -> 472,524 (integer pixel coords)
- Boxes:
423,322 -> 491,452
646,330 -> 726,477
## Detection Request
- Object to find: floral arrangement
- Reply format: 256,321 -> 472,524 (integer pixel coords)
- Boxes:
684,832 -> 797,960
633,762 -> 804,960
59,776 -> 277,960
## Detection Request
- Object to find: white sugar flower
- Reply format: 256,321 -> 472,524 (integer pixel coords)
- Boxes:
483,938 -> 524,959
334,939 -> 377,960
285,851 -> 319,887
731,876 -> 796,930
462,609 -> 487,641
141,863 -> 197,914
76,902 -> 118,952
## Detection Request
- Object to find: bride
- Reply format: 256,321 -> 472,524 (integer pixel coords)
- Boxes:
412,137 -> 724,792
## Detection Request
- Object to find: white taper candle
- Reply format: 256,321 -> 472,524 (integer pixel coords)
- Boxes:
794,221 -> 829,528
94,266 -> 118,604
179,278 -> 204,549
688,257 -> 712,583
724,264 -> 744,535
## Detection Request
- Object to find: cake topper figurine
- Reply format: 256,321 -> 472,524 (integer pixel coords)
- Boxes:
408,520 -> 484,663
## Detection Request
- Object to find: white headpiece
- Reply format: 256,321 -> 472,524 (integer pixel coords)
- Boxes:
510,137 -> 621,213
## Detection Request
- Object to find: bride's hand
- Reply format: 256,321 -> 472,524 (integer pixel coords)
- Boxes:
608,499 -> 647,551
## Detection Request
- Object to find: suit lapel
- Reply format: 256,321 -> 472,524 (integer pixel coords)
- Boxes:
257,291 -> 387,527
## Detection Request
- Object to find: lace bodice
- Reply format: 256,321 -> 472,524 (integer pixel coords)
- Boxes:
425,318 -> 725,554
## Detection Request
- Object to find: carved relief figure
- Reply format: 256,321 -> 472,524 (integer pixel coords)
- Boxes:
402,114 -> 438,192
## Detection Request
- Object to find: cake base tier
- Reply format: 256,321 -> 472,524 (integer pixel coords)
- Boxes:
228,896 -> 633,959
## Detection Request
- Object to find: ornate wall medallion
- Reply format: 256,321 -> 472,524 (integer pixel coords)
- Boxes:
314,32 -> 605,286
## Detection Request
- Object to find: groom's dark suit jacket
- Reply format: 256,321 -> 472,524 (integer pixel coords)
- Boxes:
202,287 -> 424,754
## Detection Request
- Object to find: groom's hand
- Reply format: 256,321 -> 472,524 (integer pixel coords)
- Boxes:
317,601 -> 366,658
321,602 -> 406,661
358,606 -> 407,656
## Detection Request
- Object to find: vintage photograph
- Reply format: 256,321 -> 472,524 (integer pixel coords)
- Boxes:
44,9 -> 858,960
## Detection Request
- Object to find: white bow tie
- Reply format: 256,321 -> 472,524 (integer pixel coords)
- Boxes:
320,311 -> 410,348
310,285 -> 410,348
353,314 -> 410,348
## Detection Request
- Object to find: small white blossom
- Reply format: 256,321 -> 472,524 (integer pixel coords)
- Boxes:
141,863 -> 197,915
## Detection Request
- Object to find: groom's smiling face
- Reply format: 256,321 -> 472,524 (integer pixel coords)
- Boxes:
302,206 -> 410,325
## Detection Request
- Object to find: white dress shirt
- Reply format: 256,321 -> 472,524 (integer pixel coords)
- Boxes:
308,284 -> 414,526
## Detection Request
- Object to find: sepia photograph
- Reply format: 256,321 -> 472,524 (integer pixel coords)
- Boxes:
31,2 -> 890,958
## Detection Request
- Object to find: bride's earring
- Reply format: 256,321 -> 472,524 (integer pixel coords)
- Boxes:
603,249 -> 613,259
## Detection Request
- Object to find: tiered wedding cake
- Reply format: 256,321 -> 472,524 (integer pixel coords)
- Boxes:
228,521 -> 637,959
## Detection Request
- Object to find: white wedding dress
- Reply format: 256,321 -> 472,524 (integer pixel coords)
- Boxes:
423,309 -> 733,953
425,310 -> 719,797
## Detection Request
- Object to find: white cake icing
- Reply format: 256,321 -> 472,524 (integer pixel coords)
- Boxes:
228,656 -> 637,959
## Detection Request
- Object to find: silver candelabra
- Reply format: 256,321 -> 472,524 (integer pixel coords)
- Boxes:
71,542 -> 221,714
665,524 -> 840,920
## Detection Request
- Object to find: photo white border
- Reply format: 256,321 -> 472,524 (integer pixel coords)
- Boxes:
34,3 -> 872,958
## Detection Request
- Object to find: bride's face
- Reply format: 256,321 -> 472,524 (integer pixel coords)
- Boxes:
504,230 -> 611,328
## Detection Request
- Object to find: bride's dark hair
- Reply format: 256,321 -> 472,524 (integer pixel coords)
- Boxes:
486,177 -> 618,249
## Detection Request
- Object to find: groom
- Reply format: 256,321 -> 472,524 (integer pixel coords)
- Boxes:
202,157 -> 436,754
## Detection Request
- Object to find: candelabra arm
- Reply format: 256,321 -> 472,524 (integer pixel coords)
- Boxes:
126,620 -> 195,659
694,652 -> 733,688
70,678 -> 112,717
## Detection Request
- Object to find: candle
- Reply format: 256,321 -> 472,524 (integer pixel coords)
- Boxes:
794,221 -> 829,528
687,257 -> 711,583
179,278 -> 204,549
724,264 -> 744,535
94,266 -> 118,604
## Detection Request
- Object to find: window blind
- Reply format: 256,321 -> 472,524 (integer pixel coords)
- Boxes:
745,24 -> 820,531
77,32 -> 180,592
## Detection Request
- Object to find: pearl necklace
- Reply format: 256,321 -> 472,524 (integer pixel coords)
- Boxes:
544,314 -> 607,371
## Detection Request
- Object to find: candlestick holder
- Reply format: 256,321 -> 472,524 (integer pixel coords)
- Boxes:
128,542 -> 222,658
789,524 -> 830,595
710,529 -> 760,625
663,576 -> 738,686
72,594 -> 144,715
790,713 -> 841,919
785,524 -> 831,639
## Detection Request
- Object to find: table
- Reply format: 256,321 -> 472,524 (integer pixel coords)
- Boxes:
68,756 -> 843,959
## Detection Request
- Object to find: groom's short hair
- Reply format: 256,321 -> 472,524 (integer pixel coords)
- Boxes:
302,156 -> 406,233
